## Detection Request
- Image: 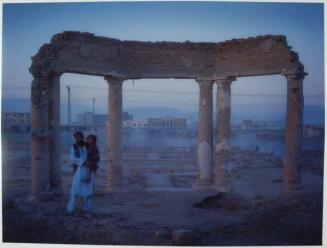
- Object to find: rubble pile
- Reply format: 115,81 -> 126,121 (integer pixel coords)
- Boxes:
242,191 -> 323,244
193,192 -> 249,211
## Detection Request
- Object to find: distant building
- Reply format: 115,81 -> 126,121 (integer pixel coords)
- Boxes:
2,112 -> 31,131
188,120 -> 198,129
123,112 -> 133,121
123,120 -> 148,129
74,112 -> 107,127
240,119 -> 253,130
240,119 -> 285,130
303,125 -> 324,137
147,116 -> 187,130
231,123 -> 241,130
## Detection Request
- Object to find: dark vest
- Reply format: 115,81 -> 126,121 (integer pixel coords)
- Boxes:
73,143 -> 86,158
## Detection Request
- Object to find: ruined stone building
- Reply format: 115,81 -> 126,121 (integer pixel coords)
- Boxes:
29,31 -> 306,199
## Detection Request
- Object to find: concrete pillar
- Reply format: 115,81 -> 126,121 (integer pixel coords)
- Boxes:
105,76 -> 124,190
283,73 -> 305,191
212,76 -> 236,192
48,73 -> 62,193
193,79 -> 214,190
30,71 -> 51,199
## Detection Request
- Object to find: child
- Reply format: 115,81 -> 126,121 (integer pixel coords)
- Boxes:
83,134 -> 100,182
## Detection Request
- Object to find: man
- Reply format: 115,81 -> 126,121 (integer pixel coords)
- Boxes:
67,131 -> 95,214
71,131 -> 86,174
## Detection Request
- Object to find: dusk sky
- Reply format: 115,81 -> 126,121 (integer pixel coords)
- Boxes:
2,1 -> 324,123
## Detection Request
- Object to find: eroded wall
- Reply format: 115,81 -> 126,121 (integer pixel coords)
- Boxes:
30,31 -> 304,79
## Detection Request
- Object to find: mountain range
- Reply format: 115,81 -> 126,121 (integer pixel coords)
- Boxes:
2,98 -> 324,126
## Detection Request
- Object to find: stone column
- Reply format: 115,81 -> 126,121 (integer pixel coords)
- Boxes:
212,76 -> 235,192
30,71 -> 51,199
48,73 -> 62,193
105,76 -> 124,190
193,79 -> 214,190
284,73 -> 305,191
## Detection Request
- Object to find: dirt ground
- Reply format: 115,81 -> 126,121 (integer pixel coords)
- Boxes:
2,136 -> 324,246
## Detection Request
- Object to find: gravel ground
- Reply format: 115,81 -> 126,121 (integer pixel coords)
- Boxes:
3,188 -> 323,245
2,134 -> 324,246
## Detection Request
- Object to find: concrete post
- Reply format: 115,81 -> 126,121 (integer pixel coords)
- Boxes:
212,76 -> 235,192
105,76 -> 124,190
283,73 -> 305,191
193,79 -> 214,190
30,71 -> 51,199
48,73 -> 62,193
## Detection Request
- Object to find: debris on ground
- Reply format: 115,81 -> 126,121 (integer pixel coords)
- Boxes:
193,192 -> 249,211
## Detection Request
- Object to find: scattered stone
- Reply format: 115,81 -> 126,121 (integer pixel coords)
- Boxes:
245,191 -> 323,234
82,212 -> 97,221
272,178 -> 283,183
40,192 -> 57,201
155,229 -> 171,240
193,192 -> 247,211
172,229 -> 194,245
254,194 -> 264,200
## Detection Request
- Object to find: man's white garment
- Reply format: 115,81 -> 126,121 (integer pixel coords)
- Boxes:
69,145 -> 95,196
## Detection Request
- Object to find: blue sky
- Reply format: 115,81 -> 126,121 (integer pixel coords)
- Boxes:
2,1 -> 324,123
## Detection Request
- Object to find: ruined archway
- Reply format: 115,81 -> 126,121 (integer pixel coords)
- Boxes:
30,31 -> 306,199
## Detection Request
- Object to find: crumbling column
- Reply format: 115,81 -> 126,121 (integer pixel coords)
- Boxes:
30,71 -> 51,199
105,76 -> 124,190
193,79 -> 214,190
212,77 -> 236,192
48,72 -> 62,193
283,73 -> 305,191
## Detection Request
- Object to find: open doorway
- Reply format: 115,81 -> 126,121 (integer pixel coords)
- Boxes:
121,78 -> 199,191
59,75 -> 202,192
60,73 -> 108,194
225,74 -> 288,198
